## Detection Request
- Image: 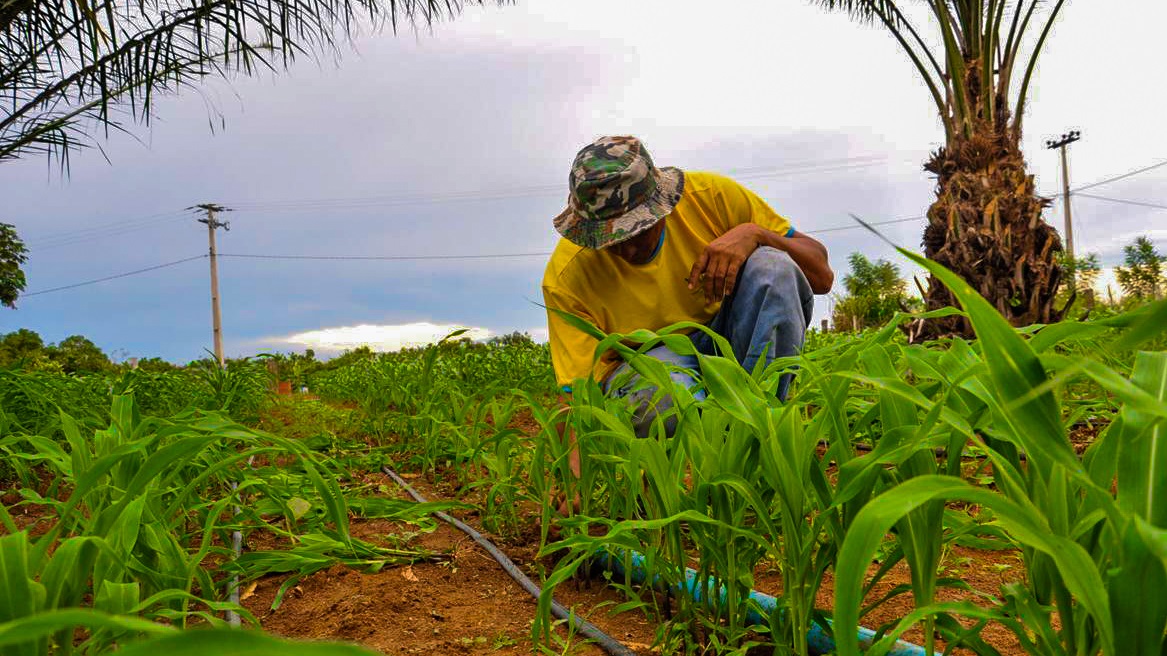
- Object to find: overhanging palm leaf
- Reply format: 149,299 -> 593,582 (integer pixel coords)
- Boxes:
0,0 -> 508,165
817,1 -> 1069,337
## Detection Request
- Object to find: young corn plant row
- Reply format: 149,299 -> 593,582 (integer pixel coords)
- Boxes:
170,283 -> 1165,655
311,334 -> 556,535
530,254 -> 1167,656
0,379 -> 447,654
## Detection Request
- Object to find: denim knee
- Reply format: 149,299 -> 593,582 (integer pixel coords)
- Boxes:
740,247 -> 802,294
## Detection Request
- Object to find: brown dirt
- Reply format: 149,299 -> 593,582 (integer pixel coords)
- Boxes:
244,467 -> 1030,656
243,518 -> 659,655
1069,420 -> 1108,455
754,546 -> 1026,654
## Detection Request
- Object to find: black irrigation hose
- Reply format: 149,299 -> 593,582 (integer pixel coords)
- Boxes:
382,466 -> 638,656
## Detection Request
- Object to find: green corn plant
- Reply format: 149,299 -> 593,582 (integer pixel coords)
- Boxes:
0,383 -> 450,651
831,250 -> 1167,656
533,315 -> 831,653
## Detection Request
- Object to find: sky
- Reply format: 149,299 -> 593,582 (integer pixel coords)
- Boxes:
3,0 -> 1166,362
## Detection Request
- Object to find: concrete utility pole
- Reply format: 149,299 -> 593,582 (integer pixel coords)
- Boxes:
194,203 -> 230,367
1046,130 -> 1082,261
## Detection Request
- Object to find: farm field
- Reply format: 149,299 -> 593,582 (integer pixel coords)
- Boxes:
3,281 -> 1166,656
7,0 -> 1167,654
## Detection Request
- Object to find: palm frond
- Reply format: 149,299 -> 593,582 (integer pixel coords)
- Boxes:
0,0 -> 509,165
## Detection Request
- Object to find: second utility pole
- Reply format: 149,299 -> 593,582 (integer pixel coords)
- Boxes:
1046,130 -> 1082,261
195,203 -> 231,367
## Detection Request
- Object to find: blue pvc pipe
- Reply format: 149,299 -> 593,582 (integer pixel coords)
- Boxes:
598,551 -> 934,656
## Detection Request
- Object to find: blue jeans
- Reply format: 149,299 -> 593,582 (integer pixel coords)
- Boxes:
604,247 -> 814,437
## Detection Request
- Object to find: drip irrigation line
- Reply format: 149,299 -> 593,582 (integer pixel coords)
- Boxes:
22,254 -> 207,297
1074,193 -> 1167,212
227,454 -> 257,627
381,466 -> 637,656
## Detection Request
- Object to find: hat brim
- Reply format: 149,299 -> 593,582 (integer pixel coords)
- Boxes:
554,167 -> 685,249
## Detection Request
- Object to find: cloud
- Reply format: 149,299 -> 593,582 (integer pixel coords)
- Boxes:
1089,229 -> 1167,261
525,327 -> 550,344
277,322 -> 492,353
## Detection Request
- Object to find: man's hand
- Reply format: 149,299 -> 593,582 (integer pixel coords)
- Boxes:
687,223 -> 760,299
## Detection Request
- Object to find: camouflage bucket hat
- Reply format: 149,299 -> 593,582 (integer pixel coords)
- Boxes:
554,136 -> 685,249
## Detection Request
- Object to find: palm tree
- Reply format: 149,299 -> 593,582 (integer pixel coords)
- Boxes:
818,1 -> 1068,339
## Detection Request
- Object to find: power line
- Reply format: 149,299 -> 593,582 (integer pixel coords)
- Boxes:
223,156 -> 895,213
813,215 -> 925,233
23,255 -> 207,297
218,252 -> 554,262
1049,159 -> 1167,197
25,210 -> 191,248
1074,193 -> 1167,212
30,214 -> 193,252
218,216 -> 931,262
1,214 -> 993,299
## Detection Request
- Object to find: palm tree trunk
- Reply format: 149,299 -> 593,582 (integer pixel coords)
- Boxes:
908,63 -> 1065,342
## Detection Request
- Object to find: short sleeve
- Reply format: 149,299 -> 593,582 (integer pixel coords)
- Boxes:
711,173 -> 794,237
543,285 -> 600,390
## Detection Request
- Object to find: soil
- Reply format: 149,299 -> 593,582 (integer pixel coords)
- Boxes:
244,467 -> 1031,656
242,476 -> 660,656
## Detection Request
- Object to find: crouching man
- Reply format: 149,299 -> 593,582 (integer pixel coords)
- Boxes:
542,136 -> 833,444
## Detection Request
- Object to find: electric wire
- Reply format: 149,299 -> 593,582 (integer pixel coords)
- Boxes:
25,210 -> 192,249
213,216 -> 932,263
23,255 -> 207,297
1049,159 -> 1167,197
21,214 -> 935,299
16,156 -> 1163,249
1074,193 -> 1167,212
217,252 -> 553,262
30,214 -> 194,252
813,214 -> 925,233
17,193 -> 1153,300
224,156 -> 895,213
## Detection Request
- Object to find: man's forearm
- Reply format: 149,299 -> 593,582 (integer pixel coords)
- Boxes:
750,225 -> 834,294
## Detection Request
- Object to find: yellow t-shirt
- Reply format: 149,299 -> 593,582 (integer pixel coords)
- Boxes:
541,171 -> 794,388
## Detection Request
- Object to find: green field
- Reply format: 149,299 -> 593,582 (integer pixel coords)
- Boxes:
3,282 -> 1166,655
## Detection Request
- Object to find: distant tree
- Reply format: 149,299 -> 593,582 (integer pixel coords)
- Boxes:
1057,252 -> 1102,308
47,335 -> 112,374
0,223 -> 28,308
832,253 -> 920,331
325,346 -> 377,370
136,356 -> 178,373
1115,237 -> 1165,301
489,331 -> 535,347
0,328 -> 44,365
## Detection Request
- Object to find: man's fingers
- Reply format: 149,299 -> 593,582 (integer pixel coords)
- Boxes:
706,258 -> 727,300
689,251 -> 709,289
717,261 -> 734,298
723,264 -> 740,297
702,257 -> 716,298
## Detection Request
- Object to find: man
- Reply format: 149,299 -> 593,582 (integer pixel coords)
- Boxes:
542,135 -> 834,438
